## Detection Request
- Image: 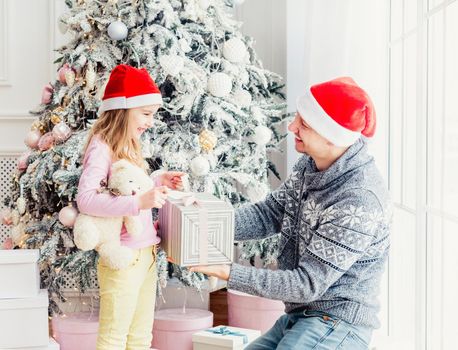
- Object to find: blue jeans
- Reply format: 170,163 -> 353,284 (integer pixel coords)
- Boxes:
245,310 -> 372,350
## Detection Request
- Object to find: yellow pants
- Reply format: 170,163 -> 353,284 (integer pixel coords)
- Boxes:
96,245 -> 157,350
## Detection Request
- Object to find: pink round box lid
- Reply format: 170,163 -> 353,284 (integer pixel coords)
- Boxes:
52,312 -> 99,334
154,308 -> 213,331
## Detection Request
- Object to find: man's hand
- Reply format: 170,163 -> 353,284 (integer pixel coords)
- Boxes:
160,171 -> 186,190
189,264 -> 231,281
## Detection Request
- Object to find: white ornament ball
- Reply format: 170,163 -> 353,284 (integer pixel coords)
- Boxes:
159,55 -> 184,77
52,122 -> 72,142
223,38 -> 247,63
190,156 -> 210,176
253,125 -> 272,146
198,0 -> 211,10
233,89 -> 252,108
208,72 -> 232,97
107,20 -> 128,41
59,205 -> 78,227
246,182 -> 269,203
178,38 -> 192,53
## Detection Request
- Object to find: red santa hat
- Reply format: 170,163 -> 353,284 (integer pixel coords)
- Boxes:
296,77 -> 376,147
98,64 -> 162,114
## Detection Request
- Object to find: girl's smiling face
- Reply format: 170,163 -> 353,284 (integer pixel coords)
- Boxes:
128,105 -> 160,139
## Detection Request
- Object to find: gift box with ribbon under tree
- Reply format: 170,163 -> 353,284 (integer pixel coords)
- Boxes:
158,191 -> 234,267
192,325 -> 261,350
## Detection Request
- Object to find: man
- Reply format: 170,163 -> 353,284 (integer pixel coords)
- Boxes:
191,77 -> 391,349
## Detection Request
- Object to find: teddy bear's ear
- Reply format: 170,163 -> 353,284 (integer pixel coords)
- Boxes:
111,159 -> 130,172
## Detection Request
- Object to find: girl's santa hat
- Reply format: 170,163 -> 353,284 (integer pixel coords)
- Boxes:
296,77 -> 376,147
98,64 -> 162,114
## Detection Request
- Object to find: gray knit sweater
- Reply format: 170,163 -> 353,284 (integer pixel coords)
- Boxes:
227,138 -> 391,329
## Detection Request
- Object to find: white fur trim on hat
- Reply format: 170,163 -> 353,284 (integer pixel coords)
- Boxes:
296,90 -> 360,147
98,93 -> 163,114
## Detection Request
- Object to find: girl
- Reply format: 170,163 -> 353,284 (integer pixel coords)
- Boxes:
76,64 -> 184,350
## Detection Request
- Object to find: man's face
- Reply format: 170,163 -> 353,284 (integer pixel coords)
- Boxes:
288,112 -> 331,155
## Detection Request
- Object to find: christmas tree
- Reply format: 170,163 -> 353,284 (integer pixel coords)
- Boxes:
1,0 -> 286,313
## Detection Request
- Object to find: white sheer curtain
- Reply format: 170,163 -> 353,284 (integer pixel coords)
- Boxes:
286,0 -> 389,177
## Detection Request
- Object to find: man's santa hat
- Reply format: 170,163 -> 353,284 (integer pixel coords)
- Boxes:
98,64 -> 162,114
296,77 -> 376,147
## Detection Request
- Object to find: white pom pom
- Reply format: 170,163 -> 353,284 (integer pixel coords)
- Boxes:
233,89 -> 252,108
223,38 -> 247,63
107,21 -> 128,41
208,72 -> 232,97
190,156 -> 210,176
253,125 -> 272,146
159,55 -> 184,77
246,181 -> 270,202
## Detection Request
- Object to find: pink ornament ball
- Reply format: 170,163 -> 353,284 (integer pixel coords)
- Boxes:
38,132 -> 55,151
17,151 -> 31,171
52,122 -> 72,142
58,64 -> 72,84
59,205 -> 78,227
41,84 -> 53,104
0,208 -> 12,226
2,238 -> 13,250
24,130 -> 42,149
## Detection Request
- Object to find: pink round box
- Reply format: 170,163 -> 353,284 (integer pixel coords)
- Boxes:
52,312 -> 99,350
227,289 -> 285,334
152,308 -> 213,350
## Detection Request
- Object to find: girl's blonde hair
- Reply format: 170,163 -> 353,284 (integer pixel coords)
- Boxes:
85,109 -> 144,168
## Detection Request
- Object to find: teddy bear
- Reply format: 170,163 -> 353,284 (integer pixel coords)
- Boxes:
73,159 -> 155,270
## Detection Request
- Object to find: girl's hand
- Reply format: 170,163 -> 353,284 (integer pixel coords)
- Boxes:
138,186 -> 169,209
189,264 -> 231,281
160,171 -> 186,190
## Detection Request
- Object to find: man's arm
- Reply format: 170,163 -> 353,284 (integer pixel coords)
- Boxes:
228,190 -> 389,302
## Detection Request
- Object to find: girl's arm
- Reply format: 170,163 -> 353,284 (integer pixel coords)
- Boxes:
76,138 -> 140,217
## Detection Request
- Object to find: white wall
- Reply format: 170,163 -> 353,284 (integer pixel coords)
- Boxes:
234,0 -> 287,188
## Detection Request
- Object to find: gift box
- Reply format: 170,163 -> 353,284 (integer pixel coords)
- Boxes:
0,289 -> 49,349
192,325 -> 261,350
51,312 -> 99,350
152,308 -> 213,350
159,191 -> 234,266
0,249 -> 40,298
1,337 -> 60,350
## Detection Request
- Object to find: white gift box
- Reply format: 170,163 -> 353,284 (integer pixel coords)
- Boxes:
1,338 -> 60,350
0,289 -> 49,349
159,192 -> 234,266
193,325 -> 261,350
0,249 -> 40,298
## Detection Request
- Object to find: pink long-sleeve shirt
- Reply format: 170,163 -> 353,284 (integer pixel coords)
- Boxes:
76,136 -> 160,249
